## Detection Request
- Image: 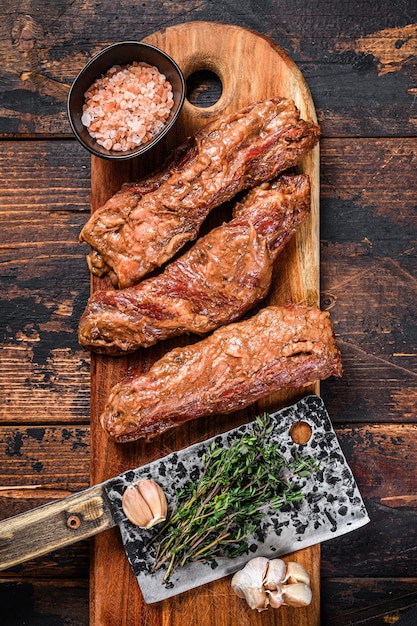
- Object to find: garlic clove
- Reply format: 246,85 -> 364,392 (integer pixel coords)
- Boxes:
231,557 -> 269,611
122,479 -> 167,529
284,561 -> 311,586
267,587 -> 284,609
282,582 -> 312,607
137,479 -> 167,526
263,558 -> 286,591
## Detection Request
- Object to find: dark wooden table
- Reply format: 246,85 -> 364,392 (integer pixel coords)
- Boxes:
1,2 -> 416,625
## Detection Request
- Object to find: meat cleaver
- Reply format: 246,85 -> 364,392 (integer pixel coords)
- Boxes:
0,395 -> 369,603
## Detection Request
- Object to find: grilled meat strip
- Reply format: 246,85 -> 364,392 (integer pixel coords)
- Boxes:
80,98 -> 320,288
100,305 -> 342,442
78,174 -> 311,355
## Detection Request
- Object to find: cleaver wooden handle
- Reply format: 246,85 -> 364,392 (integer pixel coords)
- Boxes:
0,483 -> 115,571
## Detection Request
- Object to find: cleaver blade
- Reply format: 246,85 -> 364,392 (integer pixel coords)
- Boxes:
0,396 -> 369,603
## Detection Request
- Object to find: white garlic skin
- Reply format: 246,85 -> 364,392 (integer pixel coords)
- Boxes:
231,556 -> 269,611
122,479 -> 167,529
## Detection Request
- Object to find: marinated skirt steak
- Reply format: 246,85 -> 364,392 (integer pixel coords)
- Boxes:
78,174 -> 311,354
80,98 -> 320,288
101,305 -> 343,442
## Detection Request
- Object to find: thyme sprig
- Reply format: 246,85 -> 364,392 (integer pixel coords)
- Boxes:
150,413 -> 318,583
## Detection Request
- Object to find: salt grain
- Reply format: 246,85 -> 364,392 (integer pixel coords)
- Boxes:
82,61 -> 174,152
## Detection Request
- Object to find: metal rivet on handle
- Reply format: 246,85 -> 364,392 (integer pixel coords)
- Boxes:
66,515 -> 81,530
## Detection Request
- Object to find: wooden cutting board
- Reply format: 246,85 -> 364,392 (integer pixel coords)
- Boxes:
89,21 -> 320,626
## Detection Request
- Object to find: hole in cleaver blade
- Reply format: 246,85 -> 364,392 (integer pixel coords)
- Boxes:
103,395 -> 370,604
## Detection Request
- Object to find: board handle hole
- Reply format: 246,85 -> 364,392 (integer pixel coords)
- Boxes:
290,421 -> 312,445
186,70 -> 223,108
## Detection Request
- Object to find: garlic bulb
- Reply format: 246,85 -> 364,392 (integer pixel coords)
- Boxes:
231,557 -> 312,612
122,479 -> 167,529
231,556 -> 269,611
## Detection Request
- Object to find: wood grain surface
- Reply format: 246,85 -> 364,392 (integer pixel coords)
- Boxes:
0,2 -> 416,625
88,21 -> 320,626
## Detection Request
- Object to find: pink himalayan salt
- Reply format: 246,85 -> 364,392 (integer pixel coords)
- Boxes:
81,61 -> 174,152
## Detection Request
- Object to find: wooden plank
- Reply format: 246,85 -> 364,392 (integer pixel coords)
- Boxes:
0,579 -> 89,626
88,21 -> 320,626
0,425 -> 91,579
2,575 -> 416,626
0,128 -> 414,616
321,578 -> 417,625
1,422 -> 417,620
0,538 -> 89,579
0,426 -> 89,492
0,344 -> 90,425
320,137 -> 417,243
0,139 -> 91,426
0,137 -> 414,425
321,423 -> 417,580
0,140 -> 90,211
0,2 -> 415,624
319,136 -> 417,424
1,3 -> 416,137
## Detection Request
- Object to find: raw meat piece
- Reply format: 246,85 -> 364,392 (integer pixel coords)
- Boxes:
78,174 -> 311,354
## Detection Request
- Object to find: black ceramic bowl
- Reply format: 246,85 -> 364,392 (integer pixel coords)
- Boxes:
67,41 -> 185,160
